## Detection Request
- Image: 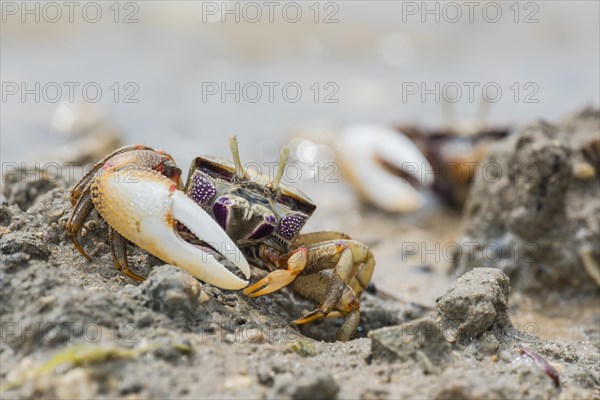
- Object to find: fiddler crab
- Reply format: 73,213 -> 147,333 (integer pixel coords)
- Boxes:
66,136 -> 375,341
337,99 -> 511,212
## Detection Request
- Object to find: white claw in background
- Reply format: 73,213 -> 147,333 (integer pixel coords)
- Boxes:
94,169 -> 250,290
337,124 -> 433,213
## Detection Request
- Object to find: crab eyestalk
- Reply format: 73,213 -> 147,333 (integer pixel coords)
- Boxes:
228,135 -> 247,181
269,145 -> 289,192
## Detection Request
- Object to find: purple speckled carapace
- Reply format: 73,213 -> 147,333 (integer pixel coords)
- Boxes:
278,214 -> 306,240
190,174 -> 217,205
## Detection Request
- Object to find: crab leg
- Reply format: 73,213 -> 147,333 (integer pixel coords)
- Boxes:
109,227 -> 144,282
307,240 -> 373,299
290,242 -> 359,321
295,231 -> 374,296
290,273 -> 361,341
243,236 -> 347,298
243,247 -> 308,297
293,231 -> 350,247
90,167 -> 251,290
65,190 -> 95,260
246,239 -> 373,340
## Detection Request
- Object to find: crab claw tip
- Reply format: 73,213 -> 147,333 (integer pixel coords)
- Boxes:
170,190 -> 251,283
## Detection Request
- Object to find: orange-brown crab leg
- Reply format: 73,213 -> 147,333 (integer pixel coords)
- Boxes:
296,233 -> 374,297
243,233 -> 351,298
309,240 -> 373,303
243,247 -> 308,297
245,238 -> 374,340
290,273 -> 362,341
245,239 -> 374,307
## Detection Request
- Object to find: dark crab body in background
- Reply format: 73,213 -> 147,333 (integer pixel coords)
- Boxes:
392,125 -> 512,209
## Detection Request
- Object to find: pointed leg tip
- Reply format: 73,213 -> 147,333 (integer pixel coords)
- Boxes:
70,234 -> 92,262
123,270 -> 145,282
292,310 -> 325,325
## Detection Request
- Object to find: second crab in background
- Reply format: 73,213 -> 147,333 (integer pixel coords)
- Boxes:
336,101 -> 511,212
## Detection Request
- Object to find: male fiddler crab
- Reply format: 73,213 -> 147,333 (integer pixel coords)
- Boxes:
66,137 -> 375,341
337,99 -> 511,212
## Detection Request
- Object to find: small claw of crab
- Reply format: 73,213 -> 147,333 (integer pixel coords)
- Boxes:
337,124 -> 434,213
92,168 -> 250,290
243,247 -> 308,298
243,269 -> 298,298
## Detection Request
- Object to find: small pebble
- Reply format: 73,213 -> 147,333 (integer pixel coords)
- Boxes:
47,209 -> 64,223
243,328 -> 267,344
223,375 -> 253,391
572,162 -> 596,179
199,290 -> 211,304
84,220 -> 97,231
257,366 -> 275,386
270,370 -> 340,400
55,368 -> 98,400
224,333 -> 236,344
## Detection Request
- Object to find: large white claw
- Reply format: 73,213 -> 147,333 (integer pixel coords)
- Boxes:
337,124 -> 434,213
91,168 -> 250,290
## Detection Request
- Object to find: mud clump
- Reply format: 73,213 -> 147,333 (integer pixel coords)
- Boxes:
453,107 -> 600,298
270,370 -> 340,400
436,268 -> 512,343
0,232 -> 51,261
1,168 -> 60,212
434,364 -> 558,400
140,265 -> 205,325
368,317 -> 450,372
369,268 -> 510,370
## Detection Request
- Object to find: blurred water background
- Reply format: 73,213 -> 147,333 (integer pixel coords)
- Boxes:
2,1 -> 598,163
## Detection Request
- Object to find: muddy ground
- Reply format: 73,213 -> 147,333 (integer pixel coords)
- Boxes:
1,109 -> 599,399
